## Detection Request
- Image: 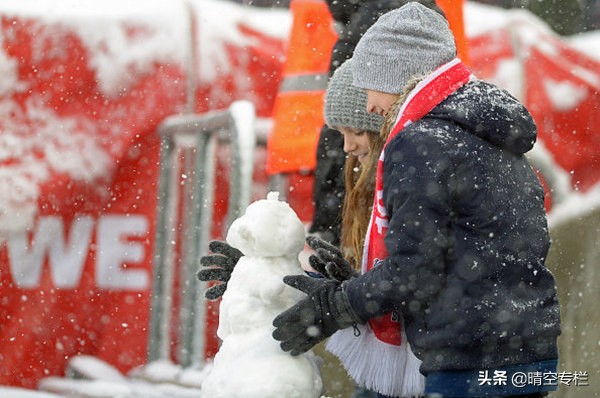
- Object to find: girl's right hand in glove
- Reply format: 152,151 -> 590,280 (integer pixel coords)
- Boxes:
305,235 -> 359,282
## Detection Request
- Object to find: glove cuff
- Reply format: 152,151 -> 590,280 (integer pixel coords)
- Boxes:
334,282 -> 366,327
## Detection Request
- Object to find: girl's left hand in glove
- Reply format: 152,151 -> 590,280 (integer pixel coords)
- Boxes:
272,275 -> 363,356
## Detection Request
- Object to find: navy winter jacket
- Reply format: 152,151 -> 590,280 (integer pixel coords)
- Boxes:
345,80 -> 561,374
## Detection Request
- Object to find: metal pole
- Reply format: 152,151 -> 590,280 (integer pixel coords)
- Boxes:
147,101 -> 256,368
148,135 -> 177,362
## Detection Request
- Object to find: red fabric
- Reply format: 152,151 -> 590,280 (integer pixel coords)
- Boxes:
467,23 -> 600,197
525,45 -> 600,192
0,8 -> 284,389
0,17 -> 184,387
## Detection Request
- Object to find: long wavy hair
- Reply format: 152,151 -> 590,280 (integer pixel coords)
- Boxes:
339,75 -> 427,270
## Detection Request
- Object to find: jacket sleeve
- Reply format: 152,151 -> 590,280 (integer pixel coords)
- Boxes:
345,130 -> 454,322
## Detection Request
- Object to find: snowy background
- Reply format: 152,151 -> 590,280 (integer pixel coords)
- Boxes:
0,0 -> 599,397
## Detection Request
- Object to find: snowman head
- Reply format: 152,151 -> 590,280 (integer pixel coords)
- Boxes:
226,192 -> 305,257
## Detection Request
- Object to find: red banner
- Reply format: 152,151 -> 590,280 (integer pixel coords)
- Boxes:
467,16 -> 600,207
0,2 -> 287,389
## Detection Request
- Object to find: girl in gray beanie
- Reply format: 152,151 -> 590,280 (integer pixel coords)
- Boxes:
321,59 -> 425,398
273,3 -> 560,398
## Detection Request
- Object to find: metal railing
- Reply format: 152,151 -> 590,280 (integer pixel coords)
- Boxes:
148,101 -> 256,368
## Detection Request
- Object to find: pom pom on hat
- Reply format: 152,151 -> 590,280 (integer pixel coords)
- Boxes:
352,2 -> 457,94
324,59 -> 385,133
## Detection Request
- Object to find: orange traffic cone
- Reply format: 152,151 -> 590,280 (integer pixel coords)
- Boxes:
266,0 -> 338,175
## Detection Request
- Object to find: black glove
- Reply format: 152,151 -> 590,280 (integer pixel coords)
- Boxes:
196,240 -> 243,300
272,275 -> 363,356
306,235 -> 359,282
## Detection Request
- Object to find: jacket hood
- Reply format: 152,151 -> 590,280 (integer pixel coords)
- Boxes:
429,80 -> 537,154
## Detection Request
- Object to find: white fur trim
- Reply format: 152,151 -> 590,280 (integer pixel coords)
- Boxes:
326,324 -> 424,397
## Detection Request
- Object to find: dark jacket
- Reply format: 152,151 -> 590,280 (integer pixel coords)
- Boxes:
311,0 -> 439,244
345,80 -> 561,374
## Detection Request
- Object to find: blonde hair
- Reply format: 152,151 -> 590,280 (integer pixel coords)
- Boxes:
340,74 -> 427,270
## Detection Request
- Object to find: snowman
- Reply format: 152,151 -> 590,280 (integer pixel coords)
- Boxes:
200,192 -> 323,398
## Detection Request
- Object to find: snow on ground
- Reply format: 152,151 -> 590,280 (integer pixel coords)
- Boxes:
19,356 -> 208,397
0,387 -> 61,398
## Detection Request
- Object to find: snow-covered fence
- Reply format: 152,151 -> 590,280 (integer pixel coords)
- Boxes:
149,101 -> 256,368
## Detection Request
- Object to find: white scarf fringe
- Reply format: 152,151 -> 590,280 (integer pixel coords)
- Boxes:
326,324 -> 425,398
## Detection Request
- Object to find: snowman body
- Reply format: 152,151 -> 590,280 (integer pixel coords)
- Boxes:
200,193 -> 323,398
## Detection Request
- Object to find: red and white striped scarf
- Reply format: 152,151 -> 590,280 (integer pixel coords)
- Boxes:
363,58 -> 473,346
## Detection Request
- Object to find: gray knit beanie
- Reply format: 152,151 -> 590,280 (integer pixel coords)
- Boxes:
352,2 -> 457,94
324,59 -> 385,133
